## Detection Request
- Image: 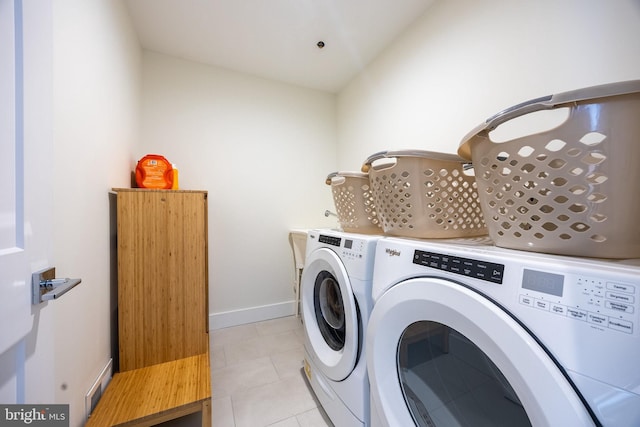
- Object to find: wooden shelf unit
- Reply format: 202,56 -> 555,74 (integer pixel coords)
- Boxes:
92,189 -> 212,426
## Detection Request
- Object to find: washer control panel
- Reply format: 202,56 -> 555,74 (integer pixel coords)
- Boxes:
518,268 -> 637,335
317,232 -> 380,266
319,234 -> 366,260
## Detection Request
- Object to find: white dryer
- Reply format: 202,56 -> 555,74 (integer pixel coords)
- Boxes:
366,237 -> 640,427
301,229 -> 381,427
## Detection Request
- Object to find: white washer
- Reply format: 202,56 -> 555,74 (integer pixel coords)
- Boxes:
301,229 -> 381,426
367,237 -> 640,427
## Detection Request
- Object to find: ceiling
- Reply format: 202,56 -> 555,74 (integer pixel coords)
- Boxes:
124,0 -> 435,93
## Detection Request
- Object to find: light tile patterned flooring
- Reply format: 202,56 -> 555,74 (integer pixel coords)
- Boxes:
210,316 -> 334,427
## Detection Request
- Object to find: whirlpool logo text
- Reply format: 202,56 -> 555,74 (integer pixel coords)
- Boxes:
385,248 -> 401,257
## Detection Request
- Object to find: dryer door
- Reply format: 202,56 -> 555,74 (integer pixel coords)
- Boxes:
302,247 -> 359,381
366,277 -> 598,427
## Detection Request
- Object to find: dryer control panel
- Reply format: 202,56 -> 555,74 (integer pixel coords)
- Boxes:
518,268 -> 637,335
413,250 -> 505,284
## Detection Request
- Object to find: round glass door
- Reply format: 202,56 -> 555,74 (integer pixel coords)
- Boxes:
398,321 -> 530,426
301,247 -> 359,381
314,270 -> 346,351
366,277 -> 597,427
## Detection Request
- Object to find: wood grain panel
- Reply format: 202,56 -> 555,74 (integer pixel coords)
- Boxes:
115,189 -> 209,371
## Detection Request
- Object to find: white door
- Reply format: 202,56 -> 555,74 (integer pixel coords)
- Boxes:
366,278 -> 597,427
301,247 -> 359,381
0,0 -> 53,402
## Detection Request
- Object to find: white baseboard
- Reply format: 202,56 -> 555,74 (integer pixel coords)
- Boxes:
209,301 -> 296,330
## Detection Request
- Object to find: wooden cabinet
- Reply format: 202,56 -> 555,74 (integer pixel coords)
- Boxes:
114,189 -> 209,371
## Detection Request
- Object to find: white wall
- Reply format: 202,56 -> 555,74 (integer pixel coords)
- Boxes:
139,52 -> 337,328
337,0 -> 640,169
50,0 -> 140,425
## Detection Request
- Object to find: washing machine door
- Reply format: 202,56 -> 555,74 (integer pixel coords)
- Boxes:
302,247 -> 359,381
366,277 -> 598,427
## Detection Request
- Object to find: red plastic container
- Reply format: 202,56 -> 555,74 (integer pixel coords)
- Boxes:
135,154 -> 174,189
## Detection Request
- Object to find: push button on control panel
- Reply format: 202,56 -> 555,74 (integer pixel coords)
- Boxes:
607,282 -> 635,294
605,301 -> 634,314
605,291 -> 635,304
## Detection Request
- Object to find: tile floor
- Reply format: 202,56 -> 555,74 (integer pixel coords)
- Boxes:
210,316 -> 334,427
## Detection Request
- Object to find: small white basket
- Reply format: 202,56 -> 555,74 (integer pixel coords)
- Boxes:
326,172 -> 382,234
